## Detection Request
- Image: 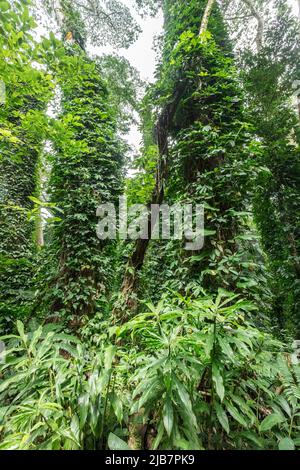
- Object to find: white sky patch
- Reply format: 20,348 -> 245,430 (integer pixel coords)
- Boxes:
33,1 -> 164,163
87,2 -> 164,82
87,2 -> 164,158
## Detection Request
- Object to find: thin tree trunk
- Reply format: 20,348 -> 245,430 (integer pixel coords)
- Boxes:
113,87 -> 184,321
36,209 -> 44,248
199,0 -> 216,36
52,0 -> 65,30
36,163 -> 44,248
241,0 -> 264,51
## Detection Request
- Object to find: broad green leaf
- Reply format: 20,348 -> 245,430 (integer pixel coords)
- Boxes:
215,402 -> 229,434
108,432 -> 131,450
240,431 -> 264,448
175,379 -> 197,428
225,401 -> 248,428
278,437 -> 295,451
28,196 -> 44,205
218,336 -> 234,361
152,421 -> 164,450
137,379 -> 160,410
111,393 -> 123,424
163,397 -> 174,437
16,321 -> 27,345
104,345 -> 116,370
0,2 -> 10,13
28,326 -> 43,354
259,413 -> 284,432
276,396 -> 291,418
212,363 -> 225,402
0,372 -> 27,393
70,415 -> 80,442
204,330 -> 214,357
78,393 -> 89,427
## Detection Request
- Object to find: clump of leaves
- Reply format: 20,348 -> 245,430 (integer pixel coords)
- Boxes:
115,290 -> 299,450
0,321 -> 126,449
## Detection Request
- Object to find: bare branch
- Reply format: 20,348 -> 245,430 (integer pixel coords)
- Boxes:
224,14 -> 252,21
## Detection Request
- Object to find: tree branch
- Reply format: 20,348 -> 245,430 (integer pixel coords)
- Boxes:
199,0 -> 216,36
240,0 -> 264,51
224,14 -> 252,21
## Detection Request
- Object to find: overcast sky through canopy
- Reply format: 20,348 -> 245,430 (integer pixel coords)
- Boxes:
89,0 -> 299,154
38,0 -> 300,158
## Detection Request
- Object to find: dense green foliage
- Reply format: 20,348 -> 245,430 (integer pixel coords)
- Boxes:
239,0 -> 300,334
132,0 -> 267,311
43,48 -> 124,325
0,0 -> 299,451
1,292 -> 300,450
0,0 -> 53,326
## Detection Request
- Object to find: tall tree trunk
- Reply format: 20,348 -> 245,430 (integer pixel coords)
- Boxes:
35,163 -> 45,249
114,0 -> 222,321
36,210 -> 44,248
52,0 -> 65,30
113,87 -> 185,320
199,0 -> 216,36
241,0 -> 264,51
41,3 -> 122,324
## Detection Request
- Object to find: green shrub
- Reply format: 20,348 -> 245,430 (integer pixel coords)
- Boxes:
1,291 -> 299,450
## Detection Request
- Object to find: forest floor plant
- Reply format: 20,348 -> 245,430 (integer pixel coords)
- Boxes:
1,291 -> 299,450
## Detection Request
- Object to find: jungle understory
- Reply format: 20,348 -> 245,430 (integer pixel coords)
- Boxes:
0,0 -> 300,451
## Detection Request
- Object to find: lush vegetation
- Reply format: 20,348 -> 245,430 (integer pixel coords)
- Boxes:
0,0 -> 299,451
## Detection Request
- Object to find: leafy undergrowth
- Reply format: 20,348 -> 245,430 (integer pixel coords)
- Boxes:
0,291 -> 299,450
